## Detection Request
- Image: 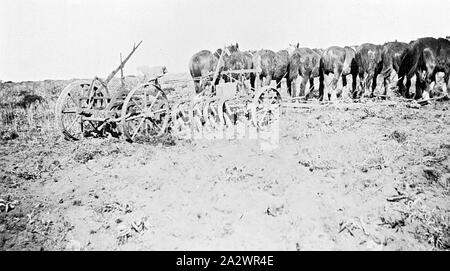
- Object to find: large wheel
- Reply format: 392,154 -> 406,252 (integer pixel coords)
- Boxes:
250,86 -> 282,128
55,80 -> 91,140
121,83 -> 170,143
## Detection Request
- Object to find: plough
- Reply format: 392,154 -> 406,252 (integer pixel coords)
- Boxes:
55,42 -> 281,142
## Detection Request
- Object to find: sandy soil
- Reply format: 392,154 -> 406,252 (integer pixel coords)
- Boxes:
0,76 -> 449,251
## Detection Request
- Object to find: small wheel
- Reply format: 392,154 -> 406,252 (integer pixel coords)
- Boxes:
202,97 -> 222,132
55,80 -> 91,140
188,97 -> 206,137
218,98 -> 238,139
218,98 -> 233,128
171,101 -> 191,138
250,86 -> 281,128
121,83 -> 170,142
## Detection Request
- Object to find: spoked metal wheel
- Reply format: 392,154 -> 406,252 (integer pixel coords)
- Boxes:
55,80 -> 92,140
218,98 -> 237,138
202,97 -> 223,134
218,98 -> 249,139
121,83 -> 170,143
188,96 -> 206,138
171,100 -> 191,139
218,99 -> 233,128
250,86 -> 282,128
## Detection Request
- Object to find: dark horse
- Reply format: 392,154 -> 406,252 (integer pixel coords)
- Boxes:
287,47 -> 321,98
250,49 -> 276,88
188,43 -> 239,93
273,50 -> 290,89
352,43 -> 384,98
249,49 -> 289,93
397,37 -> 450,99
221,45 -> 253,84
379,41 -> 408,96
318,46 -> 356,100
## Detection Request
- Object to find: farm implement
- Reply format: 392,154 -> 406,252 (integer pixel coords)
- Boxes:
55,42 -> 282,143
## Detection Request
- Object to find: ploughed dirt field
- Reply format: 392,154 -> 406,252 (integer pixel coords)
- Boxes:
0,74 -> 449,251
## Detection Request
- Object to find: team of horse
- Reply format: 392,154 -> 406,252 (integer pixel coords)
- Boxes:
189,37 -> 450,101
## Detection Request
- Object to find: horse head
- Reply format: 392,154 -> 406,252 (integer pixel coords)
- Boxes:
287,42 -> 300,55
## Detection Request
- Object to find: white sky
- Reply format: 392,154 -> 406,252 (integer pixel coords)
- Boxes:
1,0 -> 449,81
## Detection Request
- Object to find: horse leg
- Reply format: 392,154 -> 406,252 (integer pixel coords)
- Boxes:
382,66 -> 394,98
265,75 -> 272,87
443,72 -> 449,96
259,74 -> 265,88
358,72 -> 365,98
286,77 -> 293,97
397,73 -> 405,97
250,73 -> 256,90
370,62 -> 383,98
351,70 -> 358,99
370,73 -> 377,98
414,71 -> 425,100
427,70 -> 438,98
319,68 -> 325,101
330,66 -> 341,100
308,77 -> 315,99
404,75 -> 412,99
341,74 -> 347,94
382,73 -> 389,98
194,80 -> 201,94
293,77 -> 299,97
299,75 -> 308,97
350,60 -> 359,99
369,71 -> 377,96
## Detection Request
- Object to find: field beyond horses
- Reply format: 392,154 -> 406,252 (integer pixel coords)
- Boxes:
0,74 -> 449,250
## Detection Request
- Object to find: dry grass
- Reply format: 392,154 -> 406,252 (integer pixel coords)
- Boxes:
0,76 -> 449,251
0,81 -> 63,141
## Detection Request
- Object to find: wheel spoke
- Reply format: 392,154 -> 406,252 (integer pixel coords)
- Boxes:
126,113 -> 146,121
132,96 -> 144,111
66,115 -> 80,132
149,91 -> 161,110
125,107 -> 166,122
210,104 -> 217,116
151,108 -> 167,115
149,119 -> 162,131
224,113 -> 232,126
62,107 -> 78,114
256,107 -> 270,115
143,120 -> 148,137
131,118 -> 145,140
68,93 -> 78,105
